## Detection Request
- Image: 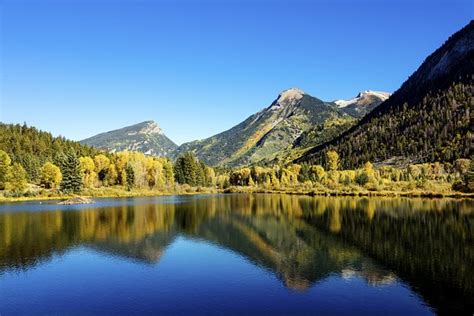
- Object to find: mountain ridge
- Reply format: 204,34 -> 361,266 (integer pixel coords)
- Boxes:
334,90 -> 391,118
79,86 -> 388,166
81,120 -> 177,157
297,20 -> 474,168
172,87 -> 354,167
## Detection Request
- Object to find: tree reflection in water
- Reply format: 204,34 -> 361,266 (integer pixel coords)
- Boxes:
0,194 -> 472,314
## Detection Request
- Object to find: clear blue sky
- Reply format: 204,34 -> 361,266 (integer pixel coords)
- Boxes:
0,0 -> 471,145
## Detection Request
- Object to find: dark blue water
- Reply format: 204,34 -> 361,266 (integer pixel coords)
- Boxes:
0,194 -> 472,315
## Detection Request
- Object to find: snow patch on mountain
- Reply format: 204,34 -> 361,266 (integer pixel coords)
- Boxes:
334,90 -> 390,108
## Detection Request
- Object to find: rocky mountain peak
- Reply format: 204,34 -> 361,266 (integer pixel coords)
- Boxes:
133,120 -> 163,136
357,90 -> 391,99
81,120 -> 176,157
335,90 -> 390,108
278,87 -> 305,101
334,90 -> 391,118
268,88 -> 305,111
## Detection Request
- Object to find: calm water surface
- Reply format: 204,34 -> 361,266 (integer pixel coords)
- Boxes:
0,194 -> 472,315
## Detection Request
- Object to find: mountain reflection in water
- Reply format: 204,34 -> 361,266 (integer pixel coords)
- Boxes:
0,194 -> 472,314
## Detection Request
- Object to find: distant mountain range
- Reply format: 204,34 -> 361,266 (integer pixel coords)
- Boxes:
81,88 -> 388,166
173,88 -> 358,166
80,121 -> 177,157
76,21 -> 473,168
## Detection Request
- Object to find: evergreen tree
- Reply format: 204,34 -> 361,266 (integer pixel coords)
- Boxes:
126,163 -> 135,189
197,161 -> 206,186
59,150 -> 83,193
301,81 -> 473,169
0,123 -> 99,180
174,152 -> 203,186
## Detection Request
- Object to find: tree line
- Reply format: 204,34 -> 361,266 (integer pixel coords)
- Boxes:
228,150 -> 473,192
1,121 -> 473,197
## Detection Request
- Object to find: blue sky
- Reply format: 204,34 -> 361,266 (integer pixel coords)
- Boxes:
0,0 -> 471,144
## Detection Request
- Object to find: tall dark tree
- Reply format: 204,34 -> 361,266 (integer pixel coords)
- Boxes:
174,152 -> 207,186
59,150 -> 83,193
125,163 -> 135,189
197,162 -> 207,186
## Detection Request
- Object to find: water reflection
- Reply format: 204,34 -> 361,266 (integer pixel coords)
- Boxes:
0,194 -> 472,314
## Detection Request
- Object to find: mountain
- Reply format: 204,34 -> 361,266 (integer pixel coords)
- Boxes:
297,21 -> 474,168
335,90 -> 391,118
81,121 -> 177,157
173,88 -> 353,167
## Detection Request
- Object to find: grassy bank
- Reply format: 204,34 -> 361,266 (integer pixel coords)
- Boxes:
0,185 -> 218,203
223,186 -> 474,198
1,182 -> 472,203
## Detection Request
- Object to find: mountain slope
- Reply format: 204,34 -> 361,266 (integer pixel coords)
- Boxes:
81,121 -> 177,157
335,90 -> 391,118
174,88 -> 353,167
297,21 -> 474,168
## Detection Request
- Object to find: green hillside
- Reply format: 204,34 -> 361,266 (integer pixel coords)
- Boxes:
298,21 -> 474,168
174,88 -> 354,167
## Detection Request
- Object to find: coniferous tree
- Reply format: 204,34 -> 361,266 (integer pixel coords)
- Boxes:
197,162 -> 206,186
59,150 -> 83,193
125,163 -> 135,189
0,123 -> 99,180
300,80 -> 473,169
174,152 -> 203,186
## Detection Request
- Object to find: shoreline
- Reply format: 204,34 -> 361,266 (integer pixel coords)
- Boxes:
1,186 -> 473,203
0,189 -> 217,203
222,186 -> 474,198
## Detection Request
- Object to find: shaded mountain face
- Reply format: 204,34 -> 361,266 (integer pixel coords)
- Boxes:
174,88 -> 352,167
81,121 -> 177,157
297,21 -> 474,168
335,90 -> 391,118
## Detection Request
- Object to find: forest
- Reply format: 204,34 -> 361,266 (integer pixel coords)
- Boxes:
0,123 -> 473,200
299,79 -> 473,169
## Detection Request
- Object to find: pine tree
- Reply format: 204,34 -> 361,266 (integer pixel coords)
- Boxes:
196,162 -> 206,186
126,163 -> 135,189
174,152 -> 203,186
59,150 -> 83,193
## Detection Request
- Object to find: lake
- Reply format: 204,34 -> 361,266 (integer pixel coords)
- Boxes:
0,194 -> 472,315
